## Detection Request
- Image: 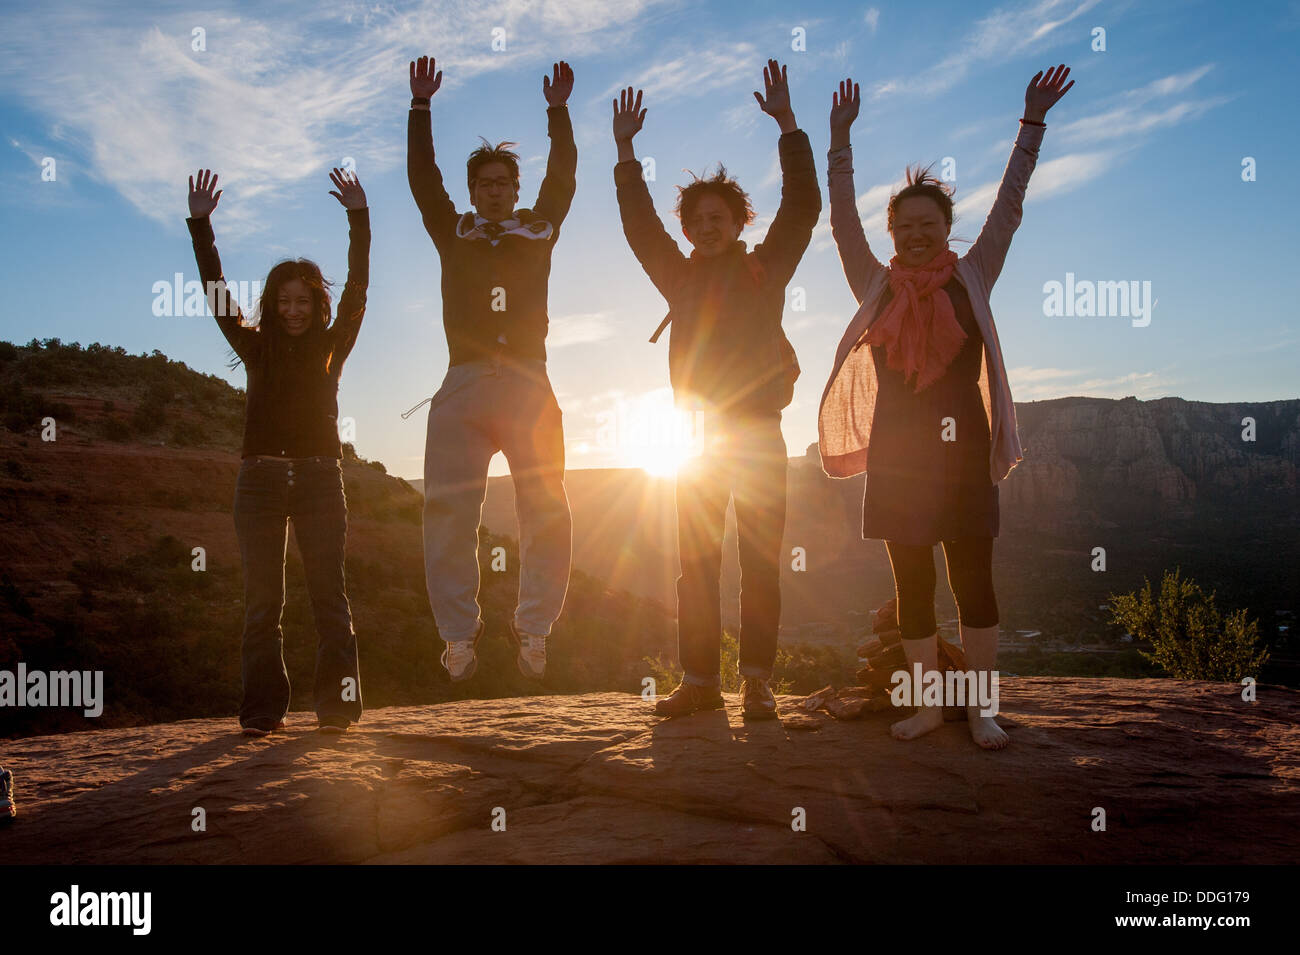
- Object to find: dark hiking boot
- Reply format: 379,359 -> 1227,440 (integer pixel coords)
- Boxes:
654,681 -> 725,718
742,678 -> 778,720
317,716 -> 350,735
241,718 -> 282,737
240,718 -> 287,737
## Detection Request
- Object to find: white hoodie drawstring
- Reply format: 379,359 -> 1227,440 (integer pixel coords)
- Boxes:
400,395 -> 433,419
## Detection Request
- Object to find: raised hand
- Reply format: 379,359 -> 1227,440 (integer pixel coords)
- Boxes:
1024,64 -> 1073,122
612,86 -> 647,142
188,168 -> 222,218
328,168 -> 366,210
830,77 -> 860,148
410,55 -> 443,98
753,58 -> 795,131
544,60 -> 574,107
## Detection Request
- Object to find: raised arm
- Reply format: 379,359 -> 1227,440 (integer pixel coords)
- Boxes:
325,168 -> 371,370
533,61 -> 577,228
826,77 -> 884,303
186,168 -> 258,362
407,55 -> 458,251
751,59 -> 821,287
966,65 -> 1073,288
612,86 -> 687,303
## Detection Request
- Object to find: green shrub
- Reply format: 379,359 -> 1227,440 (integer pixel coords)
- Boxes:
1109,568 -> 1270,681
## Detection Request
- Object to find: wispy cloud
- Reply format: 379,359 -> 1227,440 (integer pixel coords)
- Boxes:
1009,365 -> 1177,400
744,211 -> 775,246
812,179 -> 897,251
0,0 -> 673,236
868,0 -> 1101,100
3,137 -> 80,209
951,64 -> 1227,222
722,102 -> 760,135
812,144 -> 1125,256
864,8 -> 881,33
1009,365 -> 1086,383
595,41 -> 758,104
547,311 -> 616,348
1023,149 -> 1117,200
1054,65 -> 1230,146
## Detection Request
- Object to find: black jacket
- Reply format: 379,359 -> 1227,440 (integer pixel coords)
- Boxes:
408,106 -> 577,366
614,129 -> 821,415
187,208 -> 370,458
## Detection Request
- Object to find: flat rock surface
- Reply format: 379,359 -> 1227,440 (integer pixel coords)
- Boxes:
4,678 -> 1298,864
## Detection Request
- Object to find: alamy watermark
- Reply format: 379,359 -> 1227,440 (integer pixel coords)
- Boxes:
49,885 -> 150,935
1,664 -> 103,717
1042,272 -> 1155,327
152,273 -> 262,318
889,663 -> 1000,717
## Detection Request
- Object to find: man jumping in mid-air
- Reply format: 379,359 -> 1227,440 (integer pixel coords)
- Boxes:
407,55 -> 577,684
612,59 -> 821,718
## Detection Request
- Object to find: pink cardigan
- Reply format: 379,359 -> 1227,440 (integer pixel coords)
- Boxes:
817,121 -> 1045,485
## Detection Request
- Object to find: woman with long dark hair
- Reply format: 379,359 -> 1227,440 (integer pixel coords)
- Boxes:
186,167 -> 370,736
817,67 -> 1073,749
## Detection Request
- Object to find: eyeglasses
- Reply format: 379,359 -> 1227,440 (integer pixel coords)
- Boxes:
475,177 -> 515,190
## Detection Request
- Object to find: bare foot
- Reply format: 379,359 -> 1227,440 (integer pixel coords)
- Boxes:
967,708 -> 1008,750
891,707 -> 944,740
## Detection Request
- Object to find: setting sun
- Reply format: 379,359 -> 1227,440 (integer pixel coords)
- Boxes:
594,388 -> 702,476
631,441 -> 695,477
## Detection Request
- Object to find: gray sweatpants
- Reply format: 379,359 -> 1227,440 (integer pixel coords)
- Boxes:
422,357 -> 572,641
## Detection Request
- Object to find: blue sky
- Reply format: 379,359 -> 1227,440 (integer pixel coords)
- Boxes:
2,0 -> 1296,480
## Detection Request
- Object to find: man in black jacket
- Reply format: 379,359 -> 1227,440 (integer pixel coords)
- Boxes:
408,56 -> 576,684
613,59 -> 821,718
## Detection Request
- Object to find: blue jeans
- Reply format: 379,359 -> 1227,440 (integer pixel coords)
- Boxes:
233,456 -> 362,728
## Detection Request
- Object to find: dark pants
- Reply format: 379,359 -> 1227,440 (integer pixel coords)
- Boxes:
233,456 -> 362,727
885,537 -> 999,640
675,413 -> 788,686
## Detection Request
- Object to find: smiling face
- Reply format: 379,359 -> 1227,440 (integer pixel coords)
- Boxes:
891,195 -> 951,268
683,193 -> 743,257
277,277 -> 314,336
470,160 -> 519,223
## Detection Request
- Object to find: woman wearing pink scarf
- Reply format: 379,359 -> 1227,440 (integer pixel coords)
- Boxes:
818,66 -> 1073,749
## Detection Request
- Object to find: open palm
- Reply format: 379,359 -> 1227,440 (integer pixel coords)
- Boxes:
544,60 -> 574,107
328,168 -> 366,210
830,76 -> 860,131
410,55 -> 443,98
1025,64 -> 1073,120
612,86 -> 646,141
188,168 -> 222,218
753,58 -> 791,116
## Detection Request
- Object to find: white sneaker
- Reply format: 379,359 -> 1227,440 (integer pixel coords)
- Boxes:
441,623 -> 481,682
510,622 -> 546,679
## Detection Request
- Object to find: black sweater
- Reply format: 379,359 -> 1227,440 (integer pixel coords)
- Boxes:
407,105 -> 577,366
614,129 -> 821,415
186,208 -> 371,458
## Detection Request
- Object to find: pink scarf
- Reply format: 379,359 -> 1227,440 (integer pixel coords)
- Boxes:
863,248 -> 966,391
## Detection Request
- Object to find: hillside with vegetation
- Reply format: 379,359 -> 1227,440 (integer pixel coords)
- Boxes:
0,339 -> 1288,737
